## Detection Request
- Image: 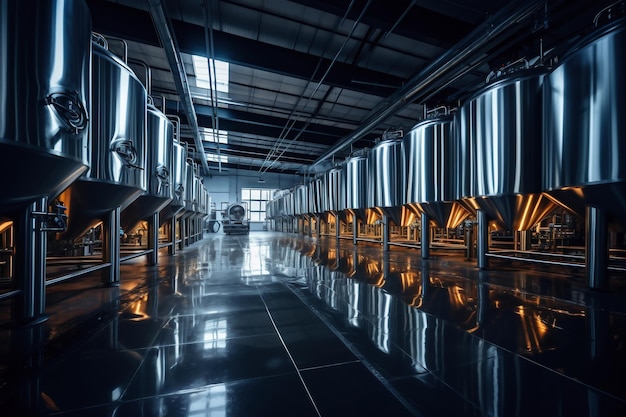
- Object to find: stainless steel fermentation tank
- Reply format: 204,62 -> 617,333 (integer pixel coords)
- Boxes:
403,115 -> 469,229
180,160 -> 198,220
458,67 -> 556,232
56,36 -> 147,241
159,135 -> 188,224
120,100 -> 174,233
367,139 -> 416,227
0,0 -> 91,214
344,155 -> 367,221
543,17 -> 626,229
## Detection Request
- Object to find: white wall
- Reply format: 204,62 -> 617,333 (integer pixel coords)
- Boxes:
203,168 -> 302,231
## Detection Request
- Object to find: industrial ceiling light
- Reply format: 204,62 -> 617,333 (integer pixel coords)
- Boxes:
258,177 -> 266,183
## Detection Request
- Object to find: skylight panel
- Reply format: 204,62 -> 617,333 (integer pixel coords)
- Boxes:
202,128 -> 228,144
206,153 -> 228,163
192,55 -> 229,93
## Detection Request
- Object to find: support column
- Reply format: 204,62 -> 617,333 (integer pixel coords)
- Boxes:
519,230 -> 532,251
148,212 -> 159,266
336,214 -> 340,241
179,217 -> 186,249
382,214 -> 390,252
316,215 -> 321,236
353,216 -> 358,245
477,209 -> 489,269
586,206 -> 609,290
102,207 -> 121,286
13,198 -> 48,324
421,212 -> 430,259
465,220 -> 474,260
168,217 -> 176,255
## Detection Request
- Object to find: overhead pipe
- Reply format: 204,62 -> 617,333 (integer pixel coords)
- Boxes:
311,0 -> 544,169
147,0 -> 210,176
202,0 -> 222,172
260,0 -> 372,175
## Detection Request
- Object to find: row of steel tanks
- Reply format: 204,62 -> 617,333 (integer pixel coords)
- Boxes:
0,0 -> 209,322
269,15 -> 626,288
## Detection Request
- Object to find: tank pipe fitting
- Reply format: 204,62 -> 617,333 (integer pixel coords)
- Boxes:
594,0 -> 624,26
32,200 -> 69,232
426,105 -> 449,117
486,57 -> 529,83
91,32 -> 108,49
101,35 -> 128,64
127,58 -> 152,96
167,115 -> 181,141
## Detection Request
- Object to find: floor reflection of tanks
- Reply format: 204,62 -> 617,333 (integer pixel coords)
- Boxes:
419,268 -> 478,332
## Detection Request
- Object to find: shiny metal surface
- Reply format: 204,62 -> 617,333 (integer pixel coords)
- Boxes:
294,185 -> 308,217
159,140 -> 187,223
368,139 -> 415,226
56,41 -> 148,240
181,160 -> 197,219
308,178 -> 323,216
0,0 -> 91,213
543,18 -> 626,223
460,68 -> 552,230
323,167 -> 343,214
403,116 -> 469,228
121,102 -> 174,231
343,155 -> 369,222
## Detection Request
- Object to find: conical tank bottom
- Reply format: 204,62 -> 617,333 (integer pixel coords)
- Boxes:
474,193 -> 557,231
348,208 -> 381,225
121,194 -> 172,232
55,179 -> 144,240
545,182 -> 626,230
374,206 -> 418,227
337,210 -> 352,224
411,202 -> 471,229
0,144 -> 88,214
159,201 -> 185,226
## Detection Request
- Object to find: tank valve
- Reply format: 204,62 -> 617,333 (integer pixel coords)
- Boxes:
33,200 -> 68,232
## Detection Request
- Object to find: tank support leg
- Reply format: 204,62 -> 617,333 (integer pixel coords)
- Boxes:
421,212 -> 430,259
13,198 -> 48,324
148,212 -> 159,266
382,214 -> 390,252
180,218 -> 186,249
168,217 -> 176,255
102,206 -> 121,286
353,217 -> 358,245
586,206 -> 609,290
477,209 -> 489,269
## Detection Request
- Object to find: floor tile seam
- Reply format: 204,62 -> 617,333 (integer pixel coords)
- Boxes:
257,286 -> 323,417
392,317 -> 626,405
297,359 -> 361,372
282,280 -> 422,417
307,263 -> 616,399
372,295 -> 626,403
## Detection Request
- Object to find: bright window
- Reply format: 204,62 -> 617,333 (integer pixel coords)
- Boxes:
202,128 -> 228,144
192,55 -> 229,93
241,187 -> 275,222
207,153 -> 228,163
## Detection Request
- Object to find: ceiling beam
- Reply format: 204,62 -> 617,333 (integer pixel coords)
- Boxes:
85,0 -> 406,97
311,0 -> 545,169
147,0 -> 210,175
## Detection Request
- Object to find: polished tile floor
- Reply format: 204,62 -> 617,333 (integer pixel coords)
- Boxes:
1,231 -> 626,416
